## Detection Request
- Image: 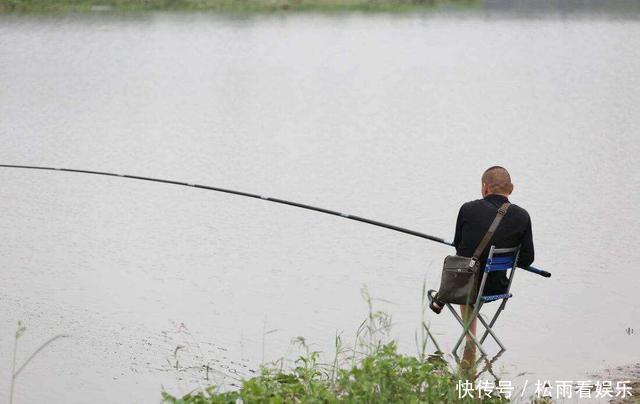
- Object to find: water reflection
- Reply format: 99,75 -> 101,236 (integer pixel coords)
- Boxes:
455,347 -> 505,383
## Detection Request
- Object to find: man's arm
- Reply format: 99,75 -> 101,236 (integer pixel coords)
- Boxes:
518,215 -> 535,268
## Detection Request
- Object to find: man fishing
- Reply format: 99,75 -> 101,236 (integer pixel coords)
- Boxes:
429,166 -> 535,342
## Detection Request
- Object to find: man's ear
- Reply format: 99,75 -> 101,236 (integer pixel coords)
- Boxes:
508,183 -> 514,195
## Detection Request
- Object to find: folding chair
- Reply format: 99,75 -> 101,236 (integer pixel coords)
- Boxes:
428,245 -> 520,357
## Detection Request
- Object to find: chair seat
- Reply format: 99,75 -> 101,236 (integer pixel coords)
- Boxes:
481,293 -> 512,302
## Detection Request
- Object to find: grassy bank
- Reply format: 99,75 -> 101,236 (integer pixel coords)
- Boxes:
162,341 -> 507,403
161,287 -> 508,403
0,0 -> 478,13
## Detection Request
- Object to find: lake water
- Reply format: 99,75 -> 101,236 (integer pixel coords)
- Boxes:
1,7 -> 639,403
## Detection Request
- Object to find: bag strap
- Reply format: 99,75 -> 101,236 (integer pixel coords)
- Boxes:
472,202 -> 511,260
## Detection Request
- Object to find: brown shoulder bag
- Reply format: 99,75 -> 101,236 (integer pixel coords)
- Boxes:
436,202 -> 510,305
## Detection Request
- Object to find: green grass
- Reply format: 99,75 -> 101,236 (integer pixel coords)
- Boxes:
161,286 -> 508,403
0,0 -> 480,13
162,341 -> 508,403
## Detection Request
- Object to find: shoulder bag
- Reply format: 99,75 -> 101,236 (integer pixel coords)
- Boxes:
435,202 -> 510,305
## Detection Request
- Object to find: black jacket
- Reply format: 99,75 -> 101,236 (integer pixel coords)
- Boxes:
453,194 -> 534,295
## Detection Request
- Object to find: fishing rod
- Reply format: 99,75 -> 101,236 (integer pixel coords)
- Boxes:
0,164 -> 550,277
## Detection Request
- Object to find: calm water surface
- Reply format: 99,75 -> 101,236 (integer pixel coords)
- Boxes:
0,10 -> 639,403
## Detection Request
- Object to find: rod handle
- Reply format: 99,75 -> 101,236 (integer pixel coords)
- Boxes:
523,266 -> 551,278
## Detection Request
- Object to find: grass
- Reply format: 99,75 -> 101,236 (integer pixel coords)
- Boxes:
161,285 -> 509,403
9,321 -> 70,404
0,0 -> 479,14
162,341 -> 502,403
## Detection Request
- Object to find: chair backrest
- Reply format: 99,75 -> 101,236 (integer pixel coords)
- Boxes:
484,246 -> 520,272
477,245 -> 521,300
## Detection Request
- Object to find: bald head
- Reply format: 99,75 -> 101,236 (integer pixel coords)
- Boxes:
481,166 -> 513,196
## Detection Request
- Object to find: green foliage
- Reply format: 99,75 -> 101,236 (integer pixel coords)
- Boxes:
335,342 -> 456,402
162,286 -> 507,403
163,341 -> 507,403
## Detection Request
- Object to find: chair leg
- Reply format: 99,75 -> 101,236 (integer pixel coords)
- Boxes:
478,314 -> 495,344
478,314 -> 494,344
448,303 -> 487,357
478,299 -> 509,351
424,292 -> 443,353
477,313 -> 506,351
479,300 -> 506,344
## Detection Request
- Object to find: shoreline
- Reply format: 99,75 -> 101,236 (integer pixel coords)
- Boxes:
0,0 -> 478,14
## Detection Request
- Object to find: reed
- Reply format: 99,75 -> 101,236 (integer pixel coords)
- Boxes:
8,321 -> 69,404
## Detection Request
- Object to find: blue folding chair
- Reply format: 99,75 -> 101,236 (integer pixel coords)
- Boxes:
429,245 -> 520,357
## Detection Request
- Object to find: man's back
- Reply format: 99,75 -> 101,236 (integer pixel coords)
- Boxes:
453,193 -> 534,295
